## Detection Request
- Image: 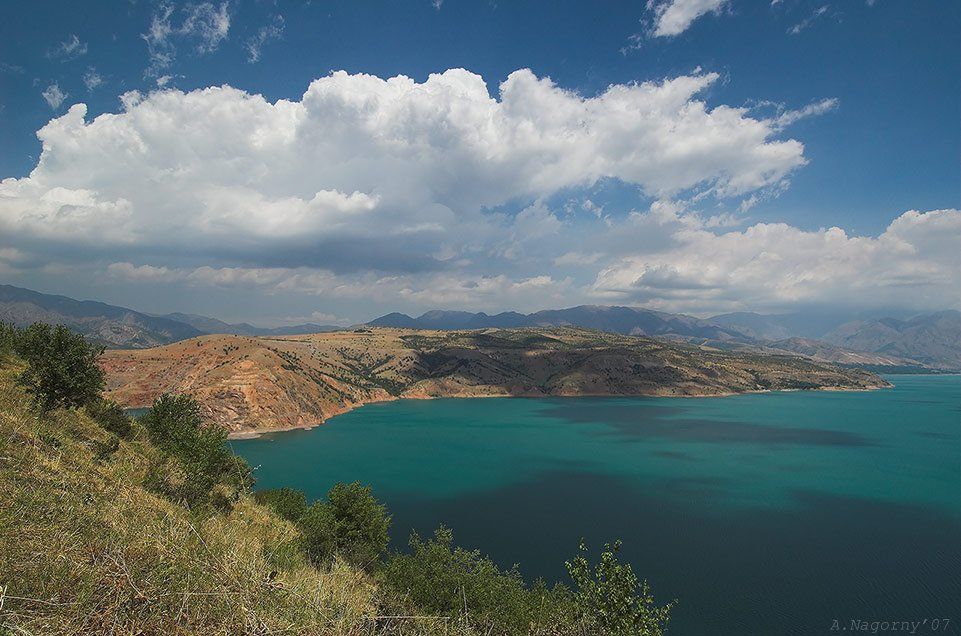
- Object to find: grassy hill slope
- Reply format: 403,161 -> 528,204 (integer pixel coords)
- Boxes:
0,360 -> 388,635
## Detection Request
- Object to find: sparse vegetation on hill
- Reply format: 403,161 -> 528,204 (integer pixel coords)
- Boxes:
0,322 -> 673,635
102,327 -> 889,436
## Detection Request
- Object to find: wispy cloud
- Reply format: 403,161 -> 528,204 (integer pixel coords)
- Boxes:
647,0 -> 728,38
41,83 -> 67,109
182,2 -> 231,54
0,61 -> 25,74
82,67 -> 104,91
47,34 -> 88,61
620,33 -> 644,55
143,4 -> 176,77
142,2 -> 231,77
771,97 -> 839,129
788,5 -> 829,34
245,15 -> 285,63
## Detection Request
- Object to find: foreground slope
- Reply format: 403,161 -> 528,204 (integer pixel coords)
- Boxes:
102,327 -> 887,436
0,362 -> 380,635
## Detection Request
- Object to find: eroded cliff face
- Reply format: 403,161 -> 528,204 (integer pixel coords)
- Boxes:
101,327 -> 888,436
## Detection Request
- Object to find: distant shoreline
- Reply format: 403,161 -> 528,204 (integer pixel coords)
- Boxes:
225,382 -> 891,440
103,327 -> 893,440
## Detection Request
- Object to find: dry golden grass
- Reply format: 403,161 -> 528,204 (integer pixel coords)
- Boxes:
0,360 -> 459,636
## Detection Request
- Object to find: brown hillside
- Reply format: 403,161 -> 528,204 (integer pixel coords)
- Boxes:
101,327 -> 888,436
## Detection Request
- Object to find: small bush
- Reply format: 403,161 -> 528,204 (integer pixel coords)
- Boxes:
254,487 -> 309,522
94,434 -> 121,461
15,322 -> 104,411
0,321 -> 19,357
140,393 -> 254,509
210,485 -> 236,515
383,526 -> 537,635
565,539 -> 673,636
87,398 -> 133,438
299,481 -> 390,570
220,452 -> 255,492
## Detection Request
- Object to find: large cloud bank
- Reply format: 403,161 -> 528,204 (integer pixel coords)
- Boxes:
593,206 -> 961,313
0,68 -> 956,318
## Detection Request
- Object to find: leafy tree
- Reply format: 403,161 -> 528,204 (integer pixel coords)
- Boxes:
140,394 -> 253,509
383,526 -> 534,635
565,539 -> 673,636
87,398 -> 133,438
298,481 -> 390,570
254,487 -> 309,522
15,322 -> 104,411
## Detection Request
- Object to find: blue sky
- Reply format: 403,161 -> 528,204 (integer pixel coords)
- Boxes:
0,0 -> 958,324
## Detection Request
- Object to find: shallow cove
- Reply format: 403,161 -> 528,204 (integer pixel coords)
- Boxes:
232,375 -> 961,636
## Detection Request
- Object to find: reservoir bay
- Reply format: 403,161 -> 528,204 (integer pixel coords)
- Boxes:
232,375 -> 961,635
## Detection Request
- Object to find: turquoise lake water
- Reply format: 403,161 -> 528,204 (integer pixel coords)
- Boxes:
232,375 -> 961,635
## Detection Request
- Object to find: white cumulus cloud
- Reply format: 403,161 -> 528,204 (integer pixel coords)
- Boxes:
2,68 -> 954,317
592,208 -> 961,313
0,68 -> 807,263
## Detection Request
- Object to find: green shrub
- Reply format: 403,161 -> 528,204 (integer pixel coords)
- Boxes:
565,539 -> 673,636
383,526 -> 534,635
14,322 -> 104,411
210,485 -> 237,514
527,577 -> 578,634
254,487 -> 309,522
139,393 -> 254,509
87,398 -> 133,438
94,434 -> 121,461
220,452 -> 255,492
299,481 -> 390,570
0,321 -> 19,358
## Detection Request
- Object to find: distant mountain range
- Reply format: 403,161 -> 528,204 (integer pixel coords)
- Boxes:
158,312 -> 340,338
820,311 -> 961,370
3,283 -> 957,370
0,284 -> 339,348
0,284 -> 203,348
707,310 -> 960,369
369,306 -> 747,341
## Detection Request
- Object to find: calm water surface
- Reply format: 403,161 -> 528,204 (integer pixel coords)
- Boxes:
232,375 -> 961,635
